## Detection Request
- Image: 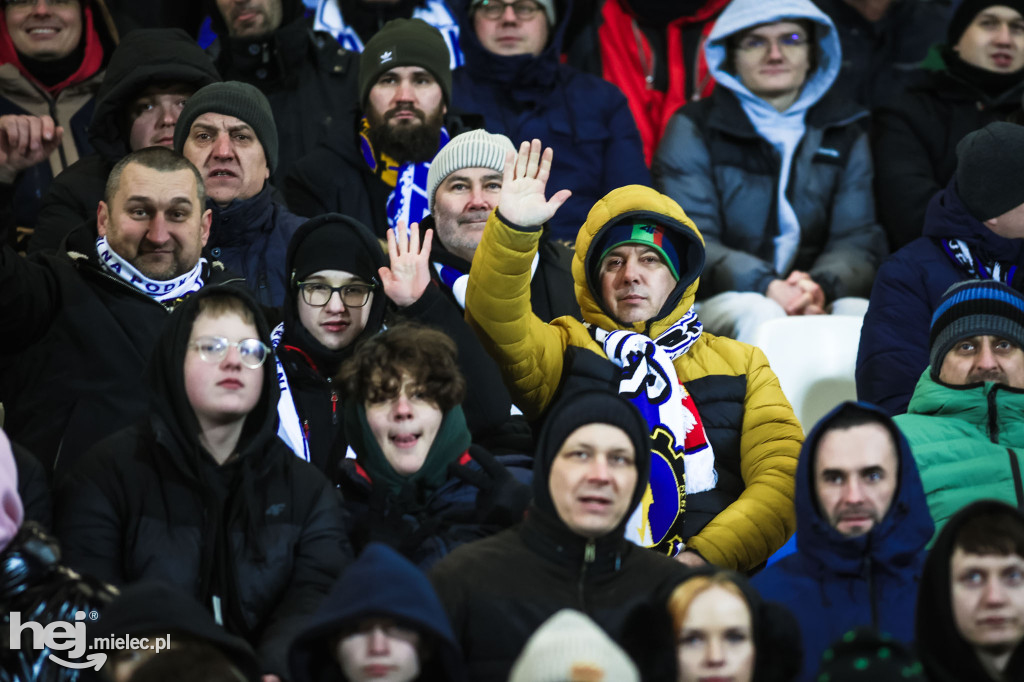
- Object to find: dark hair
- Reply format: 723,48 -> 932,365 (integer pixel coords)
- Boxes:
817,403 -> 894,436
954,507 -> 1024,557
338,323 -> 466,412
104,146 -> 206,207
724,19 -> 818,76
127,642 -> 249,682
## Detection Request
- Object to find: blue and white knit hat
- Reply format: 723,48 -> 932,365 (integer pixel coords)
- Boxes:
929,280 -> 1024,375
426,129 -> 515,213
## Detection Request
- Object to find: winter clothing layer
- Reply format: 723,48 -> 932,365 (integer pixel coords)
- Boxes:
26,28 -> 220,255
12,439 -> 51,530
1,431 -> 22,551
430,391 -> 691,682
53,285 -> 350,676
856,180 -> 1024,416
0,220 -> 234,476
0,522 -> 117,681
206,184 -> 304,307
916,500 -> 1024,682
927,279 -> 1024,374
653,0 -> 886,302
452,0 -> 650,243
895,376 -> 1024,540
205,0 -> 360,185
872,49 -> 1024,250
464,184 -> 802,571
752,402 -> 934,682
289,542 -> 468,682
0,0 -> 118,237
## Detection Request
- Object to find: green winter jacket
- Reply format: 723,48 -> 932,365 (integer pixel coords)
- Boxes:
894,372 -> 1024,543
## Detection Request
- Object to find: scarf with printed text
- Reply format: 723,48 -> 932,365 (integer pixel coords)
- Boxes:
96,236 -> 206,305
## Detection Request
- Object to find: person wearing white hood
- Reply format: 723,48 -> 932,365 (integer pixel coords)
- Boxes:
652,0 -> 887,344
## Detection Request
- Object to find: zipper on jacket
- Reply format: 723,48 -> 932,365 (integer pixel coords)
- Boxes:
328,377 -> 338,426
577,540 -> 596,610
47,100 -> 68,170
863,546 -> 878,629
987,388 -> 1001,443
1008,448 -> 1024,508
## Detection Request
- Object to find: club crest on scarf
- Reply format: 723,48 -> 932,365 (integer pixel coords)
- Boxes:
592,307 -> 718,556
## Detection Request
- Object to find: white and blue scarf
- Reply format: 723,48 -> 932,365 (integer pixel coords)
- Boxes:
942,238 -> 1019,285
96,236 -> 206,304
433,253 -> 539,310
271,322 -> 311,461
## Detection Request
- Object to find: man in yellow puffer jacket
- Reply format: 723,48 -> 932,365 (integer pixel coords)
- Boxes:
465,139 -> 801,571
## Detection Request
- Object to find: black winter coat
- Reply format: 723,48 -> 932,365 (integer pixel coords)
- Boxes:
54,285 -> 351,677
0,221 -> 234,477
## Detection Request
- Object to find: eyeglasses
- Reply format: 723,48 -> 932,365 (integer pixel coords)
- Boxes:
472,0 -> 543,21
736,33 -> 809,56
4,0 -> 79,8
297,282 -> 376,308
188,336 -> 270,369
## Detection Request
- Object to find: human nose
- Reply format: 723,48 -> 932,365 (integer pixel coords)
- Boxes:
586,455 -> 611,483
392,393 -> 414,420
976,342 -> 999,370
620,256 -> 641,283
841,478 -> 866,506
145,214 -> 171,246
324,288 -> 346,312
211,132 -> 234,158
394,78 -> 414,103
704,636 -> 725,667
367,627 -> 390,655
765,38 -> 785,60
158,101 -> 178,127
500,3 -> 518,22
982,576 -> 1009,606
220,343 -> 245,369
995,21 -> 1013,45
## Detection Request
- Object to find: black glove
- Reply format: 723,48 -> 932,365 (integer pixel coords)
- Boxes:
450,445 -> 532,527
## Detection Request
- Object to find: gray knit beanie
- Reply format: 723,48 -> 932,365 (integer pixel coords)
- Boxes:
426,129 -> 515,212
955,121 -> 1024,221
508,610 -> 640,682
173,81 -> 279,174
358,18 -> 452,109
929,279 -> 1024,377
470,0 -> 556,27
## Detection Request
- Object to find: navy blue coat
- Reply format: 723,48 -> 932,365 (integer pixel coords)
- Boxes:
855,180 -> 1024,415
751,402 -> 933,682
451,0 -> 649,243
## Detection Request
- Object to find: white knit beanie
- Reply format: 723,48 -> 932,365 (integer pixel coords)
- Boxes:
427,129 -> 516,213
508,610 -> 641,682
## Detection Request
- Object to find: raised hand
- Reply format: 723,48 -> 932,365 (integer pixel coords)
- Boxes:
379,221 -> 434,308
0,115 -> 63,183
497,139 -> 572,229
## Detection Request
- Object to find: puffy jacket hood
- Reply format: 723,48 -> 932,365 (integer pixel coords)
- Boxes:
916,500 -> 1024,682
288,542 -> 467,682
0,430 -> 22,553
89,581 -> 262,681
88,28 -> 220,160
281,213 -> 388,373
705,0 -> 841,117
794,401 -> 933,577
575,184 -> 706,337
530,390 -> 652,542
923,176 -> 1024,265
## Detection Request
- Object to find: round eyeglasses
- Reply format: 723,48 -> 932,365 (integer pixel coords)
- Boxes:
472,0 -> 542,21
188,336 -> 270,369
297,282 -> 376,308
735,33 -> 809,56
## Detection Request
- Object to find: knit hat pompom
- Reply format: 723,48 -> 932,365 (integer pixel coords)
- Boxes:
426,129 -> 515,212
508,610 -> 640,682
173,81 -> 278,173
928,279 -> 1024,377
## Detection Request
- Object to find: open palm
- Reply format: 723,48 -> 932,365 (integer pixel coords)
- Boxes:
497,139 -> 572,228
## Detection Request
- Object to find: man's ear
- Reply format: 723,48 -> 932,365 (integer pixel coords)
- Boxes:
200,208 -> 212,247
984,216 -> 1000,232
97,201 -> 109,237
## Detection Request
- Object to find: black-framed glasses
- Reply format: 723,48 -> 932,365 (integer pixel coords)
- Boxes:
189,336 -> 270,369
297,282 -> 376,308
472,0 -> 542,21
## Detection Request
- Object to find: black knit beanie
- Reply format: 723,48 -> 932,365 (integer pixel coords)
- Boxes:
955,121 -> 1024,221
173,81 -> 279,174
358,18 -> 452,109
947,0 -> 1024,45
290,215 -> 382,284
929,279 -> 1024,376
815,628 -> 926,682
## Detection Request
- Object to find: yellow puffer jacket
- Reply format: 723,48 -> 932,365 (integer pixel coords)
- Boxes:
466,185 -> 800,571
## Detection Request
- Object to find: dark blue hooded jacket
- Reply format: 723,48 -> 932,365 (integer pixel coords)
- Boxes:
751,401 -> 934,682
451,0 -> 650,243
856,179 -> 1024,415
288,542 -> 468,682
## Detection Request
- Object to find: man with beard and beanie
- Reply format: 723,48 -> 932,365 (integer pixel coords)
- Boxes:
857,121 -> 1024,416
0,146 -> 234,478
0,429 -> 118,681
429,390 -> 693,682
285,18 -> 474,237
894,280 -> 1024,539
465,139 -> 801,571
451,0 -> 650,243
27,27 -> 220,255
752,401 -> 933,682
289,543 -> 468,682
873,0 -> 1024,250
916,500 -> 1024,682
204,0 -> 359,185
175,80 -> 305,306
53,285 -> 351,678
0,0 -> 118,247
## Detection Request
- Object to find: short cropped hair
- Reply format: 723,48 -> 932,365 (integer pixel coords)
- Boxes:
955,507 -> 1024,558
104,146 -> 206,207
196,293 -> 255,326
339,323 -> 466,412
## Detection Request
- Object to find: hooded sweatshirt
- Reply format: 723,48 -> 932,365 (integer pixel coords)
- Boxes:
752,401 -> 934,682
289,542 -> 468,682
915,500 -> 1024,682
703,0 -> 842,275
28,28 -> 221,255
